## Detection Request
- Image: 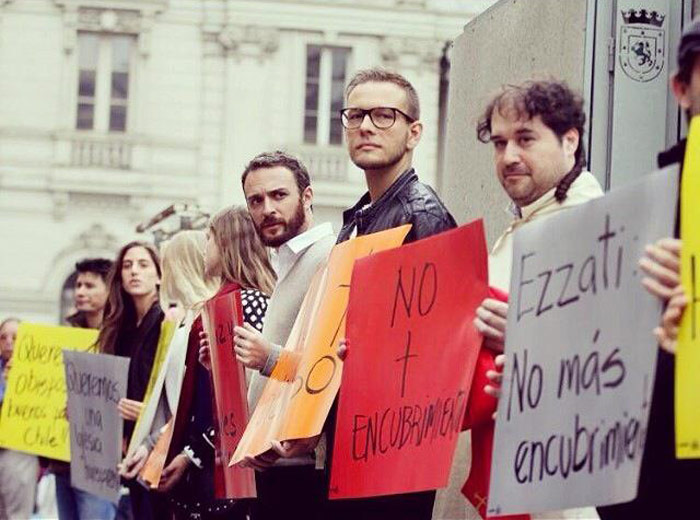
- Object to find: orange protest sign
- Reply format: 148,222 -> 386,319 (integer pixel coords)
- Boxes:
138,418 -> 173,489
231,266 -> 327,462
279,225 -> 411,440
231,225 -> 411,464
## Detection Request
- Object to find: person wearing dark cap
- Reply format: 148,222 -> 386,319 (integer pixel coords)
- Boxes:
597,16 -> 700,520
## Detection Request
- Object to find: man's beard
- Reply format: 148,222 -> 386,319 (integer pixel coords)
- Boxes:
256,199 -> 306,248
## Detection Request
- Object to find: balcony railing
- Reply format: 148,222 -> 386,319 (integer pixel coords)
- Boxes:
289,144 -> 348,182
70,133 -> 132,169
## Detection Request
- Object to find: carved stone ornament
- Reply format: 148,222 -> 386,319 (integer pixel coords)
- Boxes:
78,7 -> 141,34
54,1 -> 165,56
217,25 -> 280,61
72,223 -> 119,252
380,36 -> 442,72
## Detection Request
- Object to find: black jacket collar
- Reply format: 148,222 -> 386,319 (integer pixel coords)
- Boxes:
341,168 -> 417,226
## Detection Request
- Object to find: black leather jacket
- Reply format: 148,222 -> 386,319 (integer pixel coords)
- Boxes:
336,168 -> 457,244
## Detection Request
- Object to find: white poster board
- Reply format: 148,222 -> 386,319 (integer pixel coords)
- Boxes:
488,167 -> 679,515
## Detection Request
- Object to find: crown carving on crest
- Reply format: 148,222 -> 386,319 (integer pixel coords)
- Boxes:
621,8 -> 665,27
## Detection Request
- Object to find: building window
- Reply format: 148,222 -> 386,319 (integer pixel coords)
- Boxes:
304,45 -> 350,146
76,33 -> 135,133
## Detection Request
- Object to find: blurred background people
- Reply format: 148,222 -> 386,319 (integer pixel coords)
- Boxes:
118,230 -> 217,510
51,257 -> 116,520
0,317 -> 40,520
97,241 -> 166,520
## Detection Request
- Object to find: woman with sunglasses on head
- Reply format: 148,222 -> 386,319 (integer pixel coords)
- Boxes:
166,206 -> 275,520
97,240 -> 167,520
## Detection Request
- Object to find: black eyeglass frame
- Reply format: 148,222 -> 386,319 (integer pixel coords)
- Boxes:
339,107 -> 416,129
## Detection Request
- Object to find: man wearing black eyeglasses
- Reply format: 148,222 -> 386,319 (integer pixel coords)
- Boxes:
272,68 -> 456,520
332,68 -> 456,519
335,67 -> 456,244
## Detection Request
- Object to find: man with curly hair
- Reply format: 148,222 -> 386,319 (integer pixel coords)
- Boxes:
467,79 -> 603,519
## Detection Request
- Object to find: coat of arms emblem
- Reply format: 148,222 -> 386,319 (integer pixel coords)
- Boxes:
619,8 -> 666,82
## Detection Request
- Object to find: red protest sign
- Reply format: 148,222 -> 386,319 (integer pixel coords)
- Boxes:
330,220 -> 489,499
202,291 -> 256,499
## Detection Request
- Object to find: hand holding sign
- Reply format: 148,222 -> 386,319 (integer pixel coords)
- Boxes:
158,453 -> 189,492
234,324 -> 274,371
337,339 -> 349,361
271,436 -> 320,459
639,238 -> 682,300
474,299 -> 509,353
654,286 -> 687,354
198,330 -> 212,371
117,399 -> 143,422
484,355 -> 506,403
120,445 -> 148,479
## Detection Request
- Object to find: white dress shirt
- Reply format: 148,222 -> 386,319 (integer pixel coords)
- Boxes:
270,222 -> 334,282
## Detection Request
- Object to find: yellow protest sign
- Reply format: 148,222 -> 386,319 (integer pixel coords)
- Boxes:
676,116 -> 700,459
232,225 -> 411,464
126,320 -> 175,456
0,323 -> 98,460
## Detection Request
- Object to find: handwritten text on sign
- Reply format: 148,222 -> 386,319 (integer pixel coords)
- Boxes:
278,225 -> 412,442
488,168 -> 678,515
64,351 -> 129,503
232,225 -> 411,464
231,267 -> 325,463
0,323 -> 97,460
330,221 -> 488,499
676,116 -> 700,458
203,290 -> 256,498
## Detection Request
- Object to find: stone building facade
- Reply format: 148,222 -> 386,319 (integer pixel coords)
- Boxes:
0,0 -> 489,323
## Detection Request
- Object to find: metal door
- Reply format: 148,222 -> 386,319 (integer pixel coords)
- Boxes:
584,0 -> 691,189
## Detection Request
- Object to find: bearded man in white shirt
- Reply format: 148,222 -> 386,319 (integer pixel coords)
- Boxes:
233,151 -> 335,520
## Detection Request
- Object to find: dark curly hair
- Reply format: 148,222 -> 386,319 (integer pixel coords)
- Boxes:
477,80 -> 587,202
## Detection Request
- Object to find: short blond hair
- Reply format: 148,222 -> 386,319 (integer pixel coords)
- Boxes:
345,67 -> 420,120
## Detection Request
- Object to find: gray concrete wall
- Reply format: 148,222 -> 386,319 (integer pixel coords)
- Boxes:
432,2 -> 588,519
440,0 -> 588,247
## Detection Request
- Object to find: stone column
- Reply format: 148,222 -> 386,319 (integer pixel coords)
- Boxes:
217,24 -> 280,207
